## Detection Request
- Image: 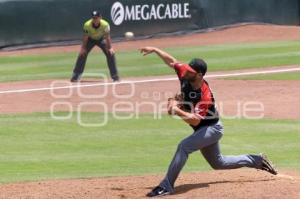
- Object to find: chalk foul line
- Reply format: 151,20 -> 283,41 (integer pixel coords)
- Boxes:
0,67 -> 300,95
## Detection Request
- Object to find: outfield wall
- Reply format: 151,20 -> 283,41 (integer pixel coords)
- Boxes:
0,0 -> 299,48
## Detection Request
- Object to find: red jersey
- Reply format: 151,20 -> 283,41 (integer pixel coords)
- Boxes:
175,63 -> 219,130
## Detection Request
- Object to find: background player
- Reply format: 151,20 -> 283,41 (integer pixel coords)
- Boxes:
71,10 -> 119,82
140,46 -> 277,197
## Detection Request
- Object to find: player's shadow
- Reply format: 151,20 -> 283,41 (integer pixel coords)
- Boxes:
173,178 -> 275,195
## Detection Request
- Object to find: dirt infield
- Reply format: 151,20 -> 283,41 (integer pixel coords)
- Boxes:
1,72 -> 300,119
2,24 -> 300,56
1,24 -> 300,198
1,170 -> 300,199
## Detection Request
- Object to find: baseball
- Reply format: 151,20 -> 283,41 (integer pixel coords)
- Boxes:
124,31 -> 134,39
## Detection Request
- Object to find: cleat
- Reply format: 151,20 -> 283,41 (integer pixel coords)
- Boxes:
146,186 -> 170,197
112,77 -> 120,82
70,73 -> 81,82
260,154 -> 278,175
70,78 -> 80,83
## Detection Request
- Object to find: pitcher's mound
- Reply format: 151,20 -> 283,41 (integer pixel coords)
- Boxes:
1,169 -> 300,199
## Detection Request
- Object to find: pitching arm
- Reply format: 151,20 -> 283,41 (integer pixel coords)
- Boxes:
140,47 -> 177,68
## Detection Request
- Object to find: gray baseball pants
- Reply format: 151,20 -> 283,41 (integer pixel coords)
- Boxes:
159,121 -> 263,193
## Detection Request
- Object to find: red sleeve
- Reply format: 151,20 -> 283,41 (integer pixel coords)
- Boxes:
173,62 -> 182,78
195,83 -> 213,118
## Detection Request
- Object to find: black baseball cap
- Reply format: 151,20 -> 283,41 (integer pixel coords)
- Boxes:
91,10 -> 101,17
189,58 -> 207,76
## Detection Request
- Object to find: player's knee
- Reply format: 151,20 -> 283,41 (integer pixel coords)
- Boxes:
79,51 -> 88,58
209,157 -> 226,170
176,141 -> 184,153
79,53 -> 87,58
106,51 -> 114,57
108,49 -> 114,55
177,140 -> 191,154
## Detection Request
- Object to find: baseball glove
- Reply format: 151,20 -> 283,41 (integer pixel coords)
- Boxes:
167,93 -> 186,115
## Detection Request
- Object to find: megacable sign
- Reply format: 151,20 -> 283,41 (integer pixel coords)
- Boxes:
111,1 -> 191,26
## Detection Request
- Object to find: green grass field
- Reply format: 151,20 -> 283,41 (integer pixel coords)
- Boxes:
1,40 -> 300,82
227,71 -> 300,80
1,40 -> 300,185
0,112 -> 299,184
